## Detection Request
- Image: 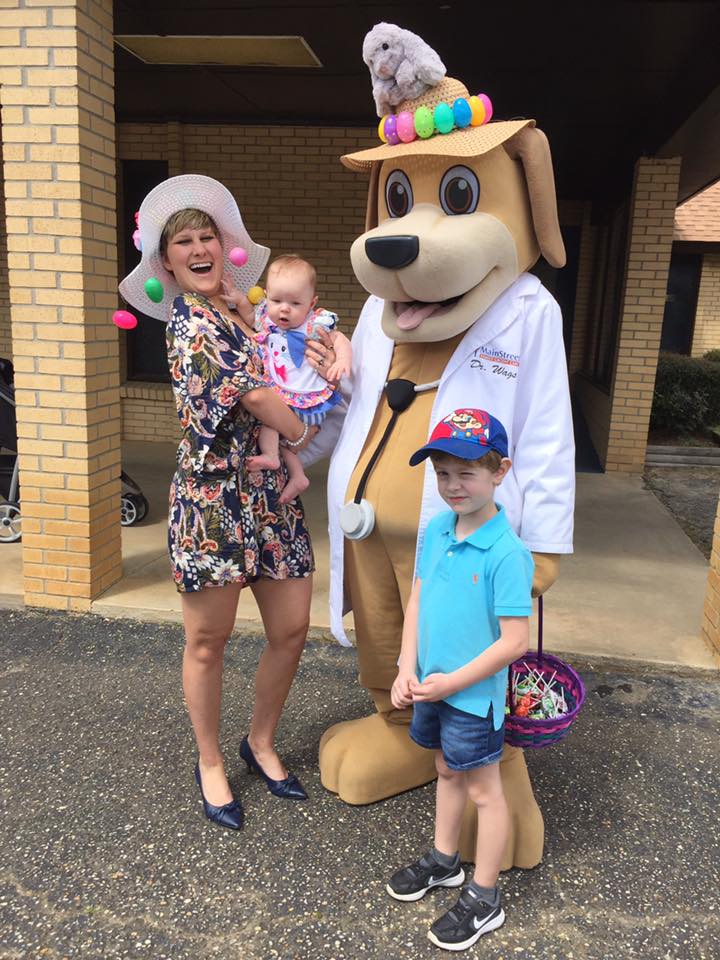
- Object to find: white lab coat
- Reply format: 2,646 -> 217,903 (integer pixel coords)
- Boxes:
306,273 -> 575,645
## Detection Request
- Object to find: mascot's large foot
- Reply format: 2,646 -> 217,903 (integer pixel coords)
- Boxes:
319,713 -> 436,804
458,744 -> 544,870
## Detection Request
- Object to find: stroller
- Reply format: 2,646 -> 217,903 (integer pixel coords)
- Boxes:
0,357 -> 149,543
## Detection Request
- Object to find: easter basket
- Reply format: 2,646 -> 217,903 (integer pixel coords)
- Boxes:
504,596 -> 585,749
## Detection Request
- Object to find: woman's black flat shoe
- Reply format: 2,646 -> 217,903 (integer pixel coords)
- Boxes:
194,762 -> 244,830
240,737 -> 308,800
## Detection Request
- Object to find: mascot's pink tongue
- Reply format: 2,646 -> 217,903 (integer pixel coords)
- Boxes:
395,301 -> 440,330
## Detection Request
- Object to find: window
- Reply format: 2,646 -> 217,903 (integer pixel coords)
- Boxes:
585,202 -> 628,388
660,251 -> 701,355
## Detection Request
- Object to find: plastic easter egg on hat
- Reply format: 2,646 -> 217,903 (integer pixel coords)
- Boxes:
384,115 -> 400,145
247,286 -> 265,305
414,105 -> 434,139
433,102 -> 454,134
144,277 -> 164,303
113,309 -> 137,331
132,229 -> 142,252
453,98 -> 472,129
468,96 -> 487,127
478,94 -> 493,123
396,111 -> 416,143
229,246 -> 248,267
378,116 -> 389,143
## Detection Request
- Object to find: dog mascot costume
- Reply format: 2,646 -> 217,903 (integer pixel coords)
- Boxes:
312,24 -> 575,868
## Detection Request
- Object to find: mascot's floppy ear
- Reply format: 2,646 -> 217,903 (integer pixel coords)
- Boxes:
504,127 -> 566,268
364,162 -> 381,233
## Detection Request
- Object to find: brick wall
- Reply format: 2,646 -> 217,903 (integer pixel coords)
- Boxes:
0,134 -> 9,360
116,120 -> 376,439
691,252 -> 720,357
0,0 -> 122,610
604,157 -> 681,473
121,382 -> 178,443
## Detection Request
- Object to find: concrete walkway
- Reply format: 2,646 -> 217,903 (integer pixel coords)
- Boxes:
74,443 -> 720,671
0,440 -> 717,671
2,610 -> 719,959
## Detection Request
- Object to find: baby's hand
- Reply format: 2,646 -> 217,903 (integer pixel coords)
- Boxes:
324,358 -> 350,383
220,275 -> 254,324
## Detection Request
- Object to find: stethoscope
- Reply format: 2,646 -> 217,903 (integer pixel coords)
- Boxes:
339,377 -> 440,540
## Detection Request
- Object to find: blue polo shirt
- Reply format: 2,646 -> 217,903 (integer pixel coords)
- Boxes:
416,505 -> 534,728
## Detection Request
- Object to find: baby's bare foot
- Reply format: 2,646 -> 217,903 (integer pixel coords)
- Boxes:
279,474 -> 310,504
246,453 -> 280,472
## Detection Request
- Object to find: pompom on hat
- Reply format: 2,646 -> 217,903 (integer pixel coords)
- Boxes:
118,174 -> 269,321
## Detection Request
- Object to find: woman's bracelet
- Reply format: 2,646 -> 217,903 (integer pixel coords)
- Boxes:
281,421 -> 309,449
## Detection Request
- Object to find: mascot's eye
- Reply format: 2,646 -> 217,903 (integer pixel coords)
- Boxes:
382,42 -> 389,51
385,170 -> 414,218
439,166 -> 480,216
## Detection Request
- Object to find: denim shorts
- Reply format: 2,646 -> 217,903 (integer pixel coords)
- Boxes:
409,700 -> 505,771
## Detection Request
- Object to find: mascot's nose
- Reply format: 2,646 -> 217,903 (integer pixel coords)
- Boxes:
365,235 -> 419,269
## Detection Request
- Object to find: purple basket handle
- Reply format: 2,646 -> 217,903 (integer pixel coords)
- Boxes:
537,594 -> 544,660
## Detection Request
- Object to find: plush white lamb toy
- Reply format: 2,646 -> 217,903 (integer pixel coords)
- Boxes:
362,22 -> 446,117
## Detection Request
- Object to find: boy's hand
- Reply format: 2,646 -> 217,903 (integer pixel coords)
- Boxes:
410,672 -> 457,703
391,670 -> 417,709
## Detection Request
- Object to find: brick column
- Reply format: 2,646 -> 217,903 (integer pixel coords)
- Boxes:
702,496 -> 720,658
690,253 -> 720,357
605,157 -> 681,473
0,0 -> 122,610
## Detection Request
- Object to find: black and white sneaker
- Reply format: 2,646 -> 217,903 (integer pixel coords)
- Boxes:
386,851 -> 465,902
427,887 -> 505,951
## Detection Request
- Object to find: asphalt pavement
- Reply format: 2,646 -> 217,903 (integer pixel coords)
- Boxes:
1,610 -> 719,960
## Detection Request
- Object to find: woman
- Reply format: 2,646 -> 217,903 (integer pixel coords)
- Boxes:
119,176 -> 337,829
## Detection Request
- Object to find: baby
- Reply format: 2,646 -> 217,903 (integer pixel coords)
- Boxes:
228,254 -> 351,503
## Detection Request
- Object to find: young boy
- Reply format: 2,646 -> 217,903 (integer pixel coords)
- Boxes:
387,408 -> 533,951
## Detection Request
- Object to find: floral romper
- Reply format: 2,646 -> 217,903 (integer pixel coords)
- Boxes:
166,293 -> 315,593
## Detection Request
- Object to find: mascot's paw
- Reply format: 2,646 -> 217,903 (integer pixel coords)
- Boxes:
531,552 -> 560,598
457,745 -> 544,870
319,713 -> 436,804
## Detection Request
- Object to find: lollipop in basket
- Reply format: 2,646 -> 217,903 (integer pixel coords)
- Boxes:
505,595 -> 585,748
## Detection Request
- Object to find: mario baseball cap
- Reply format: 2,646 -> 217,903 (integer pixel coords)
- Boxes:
409,408 -> 509,465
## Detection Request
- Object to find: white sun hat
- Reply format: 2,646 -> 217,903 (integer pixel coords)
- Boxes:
118,174 -> 270,321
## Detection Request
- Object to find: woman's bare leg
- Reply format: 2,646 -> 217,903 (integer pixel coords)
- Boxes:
247,575 -> 312,779
181,582 -> 242,805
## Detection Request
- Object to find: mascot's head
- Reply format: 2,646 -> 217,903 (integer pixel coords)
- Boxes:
343,30 -> 566,343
